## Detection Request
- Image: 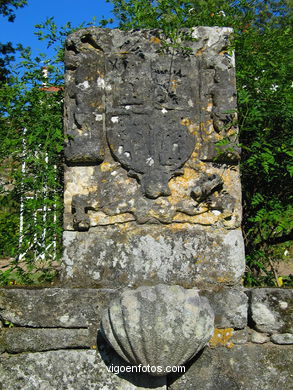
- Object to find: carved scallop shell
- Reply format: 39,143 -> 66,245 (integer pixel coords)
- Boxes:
101,284 -> 214,376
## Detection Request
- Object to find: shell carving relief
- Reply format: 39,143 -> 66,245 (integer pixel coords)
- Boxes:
101,284 -> 215,376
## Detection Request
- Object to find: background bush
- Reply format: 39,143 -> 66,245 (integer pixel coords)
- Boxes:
0,0 -> 292,286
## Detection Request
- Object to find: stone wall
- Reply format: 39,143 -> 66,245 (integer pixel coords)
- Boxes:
0,288 -> 292,389
0,27 -> 292,389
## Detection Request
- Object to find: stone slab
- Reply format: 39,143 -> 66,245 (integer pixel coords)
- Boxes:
0,328 -> 91,353
168,344 -> 293,390
249,288 -> 293,333
1,344 -> 292,390
61,226 -> 245,288
0,337 -> 167,390
0,288 -> 117,327
271,333 -> 293,345
0,287 -> 248,337
200,287 -> 248,329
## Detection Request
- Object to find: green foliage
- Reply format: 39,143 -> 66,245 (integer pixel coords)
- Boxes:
0,48 -> 64,285
235,2 -> 293,286
107,0 -> 293,286
0,16 -> 101,286
0,0 -> 28,22
0,1 -> 28,84
4,319 -> 14,327
0,21 -> 64,285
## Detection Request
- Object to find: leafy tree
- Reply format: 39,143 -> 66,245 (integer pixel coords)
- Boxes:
0,0 -> 30,285
0,1 -> 28,84
106,0 -> 293,286
0,0 -> 27,22
0,16 -> 99,285
0,15 -> 65,285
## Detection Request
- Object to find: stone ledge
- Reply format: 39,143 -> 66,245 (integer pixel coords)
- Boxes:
1,288 -> 292,343
0,288 -> 117,328
0,287 -> 248,331
0,328 -> 91,353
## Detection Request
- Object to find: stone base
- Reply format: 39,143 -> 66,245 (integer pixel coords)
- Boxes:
62,225 -> 245,288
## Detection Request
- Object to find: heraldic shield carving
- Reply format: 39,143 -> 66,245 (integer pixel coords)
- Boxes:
107,119 -> 195,199
64,28 -> 241,230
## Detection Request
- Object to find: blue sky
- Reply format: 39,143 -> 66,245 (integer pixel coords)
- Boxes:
0,0 -> 116,57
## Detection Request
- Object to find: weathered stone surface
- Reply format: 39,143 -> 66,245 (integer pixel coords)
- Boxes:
62,226 -> 245,288
250,330 -> 269,344
64,163 -> 241,230
0,287 -> 246,333
168,344 -> 293,390
64,27 -> 241,231
200,287 -> 248,328
101,285 -> 214,376
0,348 -> 167,390
62,26 -> 245,288
0,328 -> 90,353
271,333 -> 293,345
249,288 -> 293,333
230,328 -> 248,345
0,288 -> 117,327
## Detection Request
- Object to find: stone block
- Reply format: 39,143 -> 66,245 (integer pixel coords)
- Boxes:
0,328 -> 91,353
250,330 -> 269,344
0,288 -> 117,327
200,287 -> 248,328
271,333 -> 293,345
0,287 -> 248,331
168,344 -> 293,390
249,288 -> 293,333
61,226 -> 245,288
0,337 -> 167,390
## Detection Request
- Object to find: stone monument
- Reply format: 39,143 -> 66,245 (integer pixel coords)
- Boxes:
0,27 -> 292,390
62,26 -> 245,289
